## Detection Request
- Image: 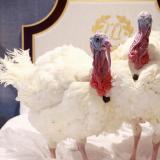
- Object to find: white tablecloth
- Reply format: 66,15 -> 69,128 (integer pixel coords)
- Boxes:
0,114 -> 158,160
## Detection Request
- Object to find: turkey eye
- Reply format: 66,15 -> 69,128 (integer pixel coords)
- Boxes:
95,38 -> 100,42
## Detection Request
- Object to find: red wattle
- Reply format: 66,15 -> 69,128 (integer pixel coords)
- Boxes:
129,51 -> 149,69
128,28 -> 150,70
90,45 -> 112,96
141,53 -> 149,65
90,71 -> 112,96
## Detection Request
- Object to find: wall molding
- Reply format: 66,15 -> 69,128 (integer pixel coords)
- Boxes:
22,0 -> 67,61
22,0 -> 159,61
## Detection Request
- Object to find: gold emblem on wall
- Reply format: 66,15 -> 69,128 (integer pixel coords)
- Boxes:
92,15 -> 134,50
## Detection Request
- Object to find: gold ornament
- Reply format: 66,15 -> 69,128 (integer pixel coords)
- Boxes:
116,15 -> 133,37
92,15 -> 134,50
92,15 -> 111,33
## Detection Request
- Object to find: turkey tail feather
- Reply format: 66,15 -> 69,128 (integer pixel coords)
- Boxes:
0,49 -> 34,87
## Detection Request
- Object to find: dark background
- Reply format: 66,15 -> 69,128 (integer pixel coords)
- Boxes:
0,0 -> 55,127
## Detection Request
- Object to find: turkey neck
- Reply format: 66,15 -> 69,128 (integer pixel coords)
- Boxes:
128,12 -> 152,71
90,49 -> 112,96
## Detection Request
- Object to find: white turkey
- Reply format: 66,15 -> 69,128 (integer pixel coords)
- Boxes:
0,33 -> 134,160
112,11 -> 160,160
1,11 -> 160,160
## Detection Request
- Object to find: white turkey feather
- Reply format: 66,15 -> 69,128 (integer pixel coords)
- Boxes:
112,30 -> 160,128
2,30 -> 160,149
0,44 -> 135,148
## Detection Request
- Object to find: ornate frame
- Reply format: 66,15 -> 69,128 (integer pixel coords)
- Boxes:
22,0 -> 67,61
22,0 -> 159,61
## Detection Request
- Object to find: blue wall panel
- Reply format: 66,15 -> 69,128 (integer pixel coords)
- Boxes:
0,0 -> 55,127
